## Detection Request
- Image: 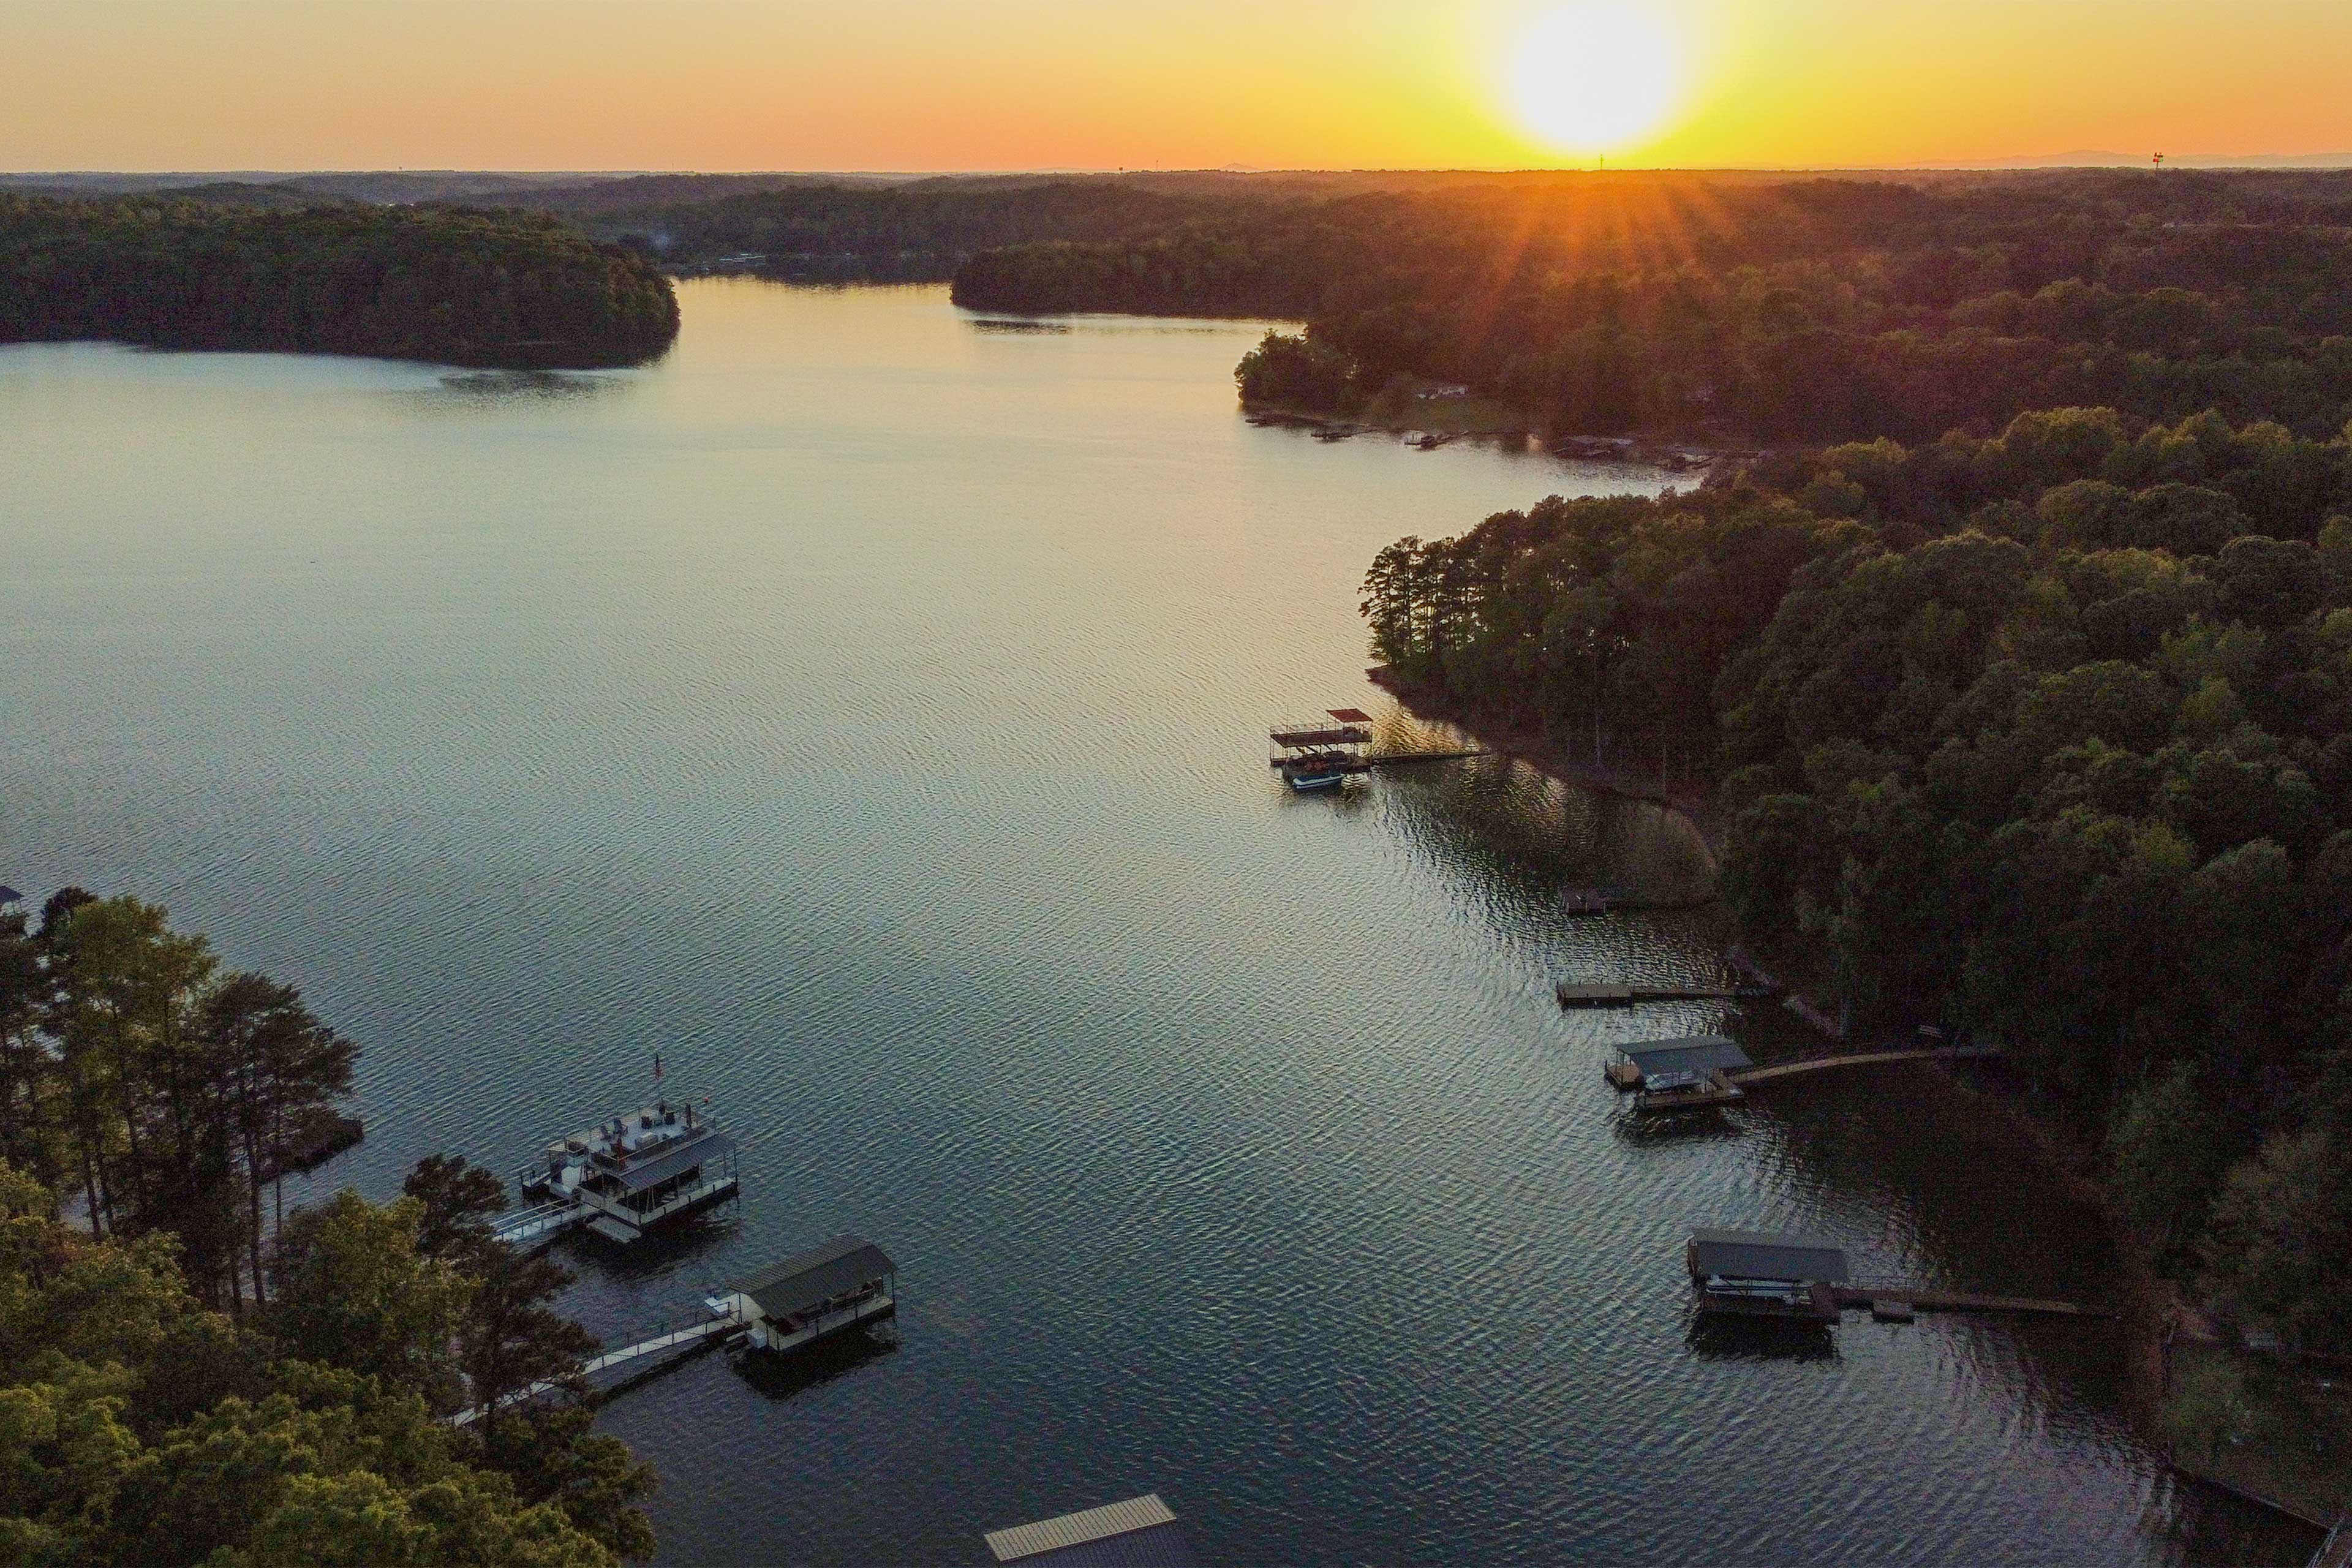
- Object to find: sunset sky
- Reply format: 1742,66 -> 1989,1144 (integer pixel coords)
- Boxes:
5,0 -> 2347,171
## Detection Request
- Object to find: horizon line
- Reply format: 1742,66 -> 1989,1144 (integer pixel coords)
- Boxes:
7,153 -> 2352,180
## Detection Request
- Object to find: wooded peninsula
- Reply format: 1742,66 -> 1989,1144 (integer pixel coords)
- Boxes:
0,194 -> 679,368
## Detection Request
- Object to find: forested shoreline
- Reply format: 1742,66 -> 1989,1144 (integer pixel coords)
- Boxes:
1360,403 -> 2352,1365
0,892 -> 653,1565
1157,169 -> 2352,1373
0,195 -> 679,368
949,172 -> 2352,446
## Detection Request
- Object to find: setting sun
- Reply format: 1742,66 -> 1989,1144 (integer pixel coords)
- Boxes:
1508,1 -> 1684,156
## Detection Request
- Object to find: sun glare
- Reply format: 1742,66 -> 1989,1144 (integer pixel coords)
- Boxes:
1509,2 -> 1684,156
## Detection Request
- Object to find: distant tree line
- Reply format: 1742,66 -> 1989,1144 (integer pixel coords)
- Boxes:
0,194 -> 679,368
1363,403 -> 2352,1349
941,171 -> 2352,444
600,179 -> 1228,284
0,894 -> 653,1564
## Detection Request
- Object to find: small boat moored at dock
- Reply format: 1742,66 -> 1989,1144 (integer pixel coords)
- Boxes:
1270,709 -> 1373,791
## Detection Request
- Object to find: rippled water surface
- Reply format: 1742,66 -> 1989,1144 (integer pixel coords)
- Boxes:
0,283 -> 2312,1566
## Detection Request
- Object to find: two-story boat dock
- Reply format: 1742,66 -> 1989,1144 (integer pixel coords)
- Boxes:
494,1099 -> 741,1248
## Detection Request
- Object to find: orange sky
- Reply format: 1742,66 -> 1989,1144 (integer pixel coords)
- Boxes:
2,0 -> 2346,171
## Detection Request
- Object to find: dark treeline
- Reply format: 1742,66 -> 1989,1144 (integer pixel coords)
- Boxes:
1363,402 -> 2352,1354
0,894 -> 653,1564
598,178 -> 1239,282
943,171 -> 2352,443
0,194 -> 680,368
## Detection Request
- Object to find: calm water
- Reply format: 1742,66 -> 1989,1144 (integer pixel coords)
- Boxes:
0,282 -> 2309,1567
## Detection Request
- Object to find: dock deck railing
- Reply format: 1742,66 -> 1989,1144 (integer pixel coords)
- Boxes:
450,1300 -> 747,1427
491,1197 -> 589,1248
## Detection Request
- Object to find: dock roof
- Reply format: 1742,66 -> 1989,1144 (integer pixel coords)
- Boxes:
1689,1228 -> 1849,1284
605,1127 -> 735,1193
985,1494 -> 1197,1566
1270,723 -> 1370,747
1622,1036 -> 1752,1077
733,1235 -> 894,1320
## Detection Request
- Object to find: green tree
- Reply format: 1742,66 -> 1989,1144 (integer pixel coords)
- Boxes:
266,1193 -> 468,1409
2202,1118 -> 2352,1347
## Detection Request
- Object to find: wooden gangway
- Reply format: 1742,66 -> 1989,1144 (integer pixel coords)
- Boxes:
450,1308 -> 745,1427
1831,1284 -> 2113,1319
1727,1044 -> 2003,1084
1558,982 -> 1753,1008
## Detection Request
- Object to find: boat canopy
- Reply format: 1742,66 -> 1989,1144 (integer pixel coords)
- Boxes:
733,1234 -> 894,1319
603,1127 -> 735,1193
1621,1036 -> 1752,1078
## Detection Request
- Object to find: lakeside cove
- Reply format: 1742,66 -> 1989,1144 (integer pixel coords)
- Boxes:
1,281 -> 2320,1567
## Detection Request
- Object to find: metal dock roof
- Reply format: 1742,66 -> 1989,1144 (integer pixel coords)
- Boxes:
603,1127 -> 736,1193
1622,1036 -> 1753,1076
984,1493 -> 1197,1566
732,1235 -> 894,1319
1689,1228 -> 1850,1284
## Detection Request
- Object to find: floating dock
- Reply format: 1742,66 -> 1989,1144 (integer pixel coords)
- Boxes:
1685,1229 -> 2106,1324
709,1234 -> 898,1356
1607,1036 -> 1755,1114
1687,1229 -> 1849,1322
986,1493 -> 1198,1566
1267,707 -> 1487,790
263,1112 -> 364,1179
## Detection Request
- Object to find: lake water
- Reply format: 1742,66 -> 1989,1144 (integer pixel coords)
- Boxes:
0,282 -> 2312,1567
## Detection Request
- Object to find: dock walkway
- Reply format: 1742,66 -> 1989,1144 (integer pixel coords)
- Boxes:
1558,983 -> 1757,1008
450,1311 -> 744,1427
1729,1045 -> 2003,1084
1833,1284 -> 2113,1318
1264,748 -> 1490,772
490,1197 -> 590,1248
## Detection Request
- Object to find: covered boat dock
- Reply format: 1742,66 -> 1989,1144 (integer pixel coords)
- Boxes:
1607,1036 -> 1754,1112
1605,1035 -> 1752,1090
714,1234 -> 897,1355
1687,1228 -> 1850,1321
